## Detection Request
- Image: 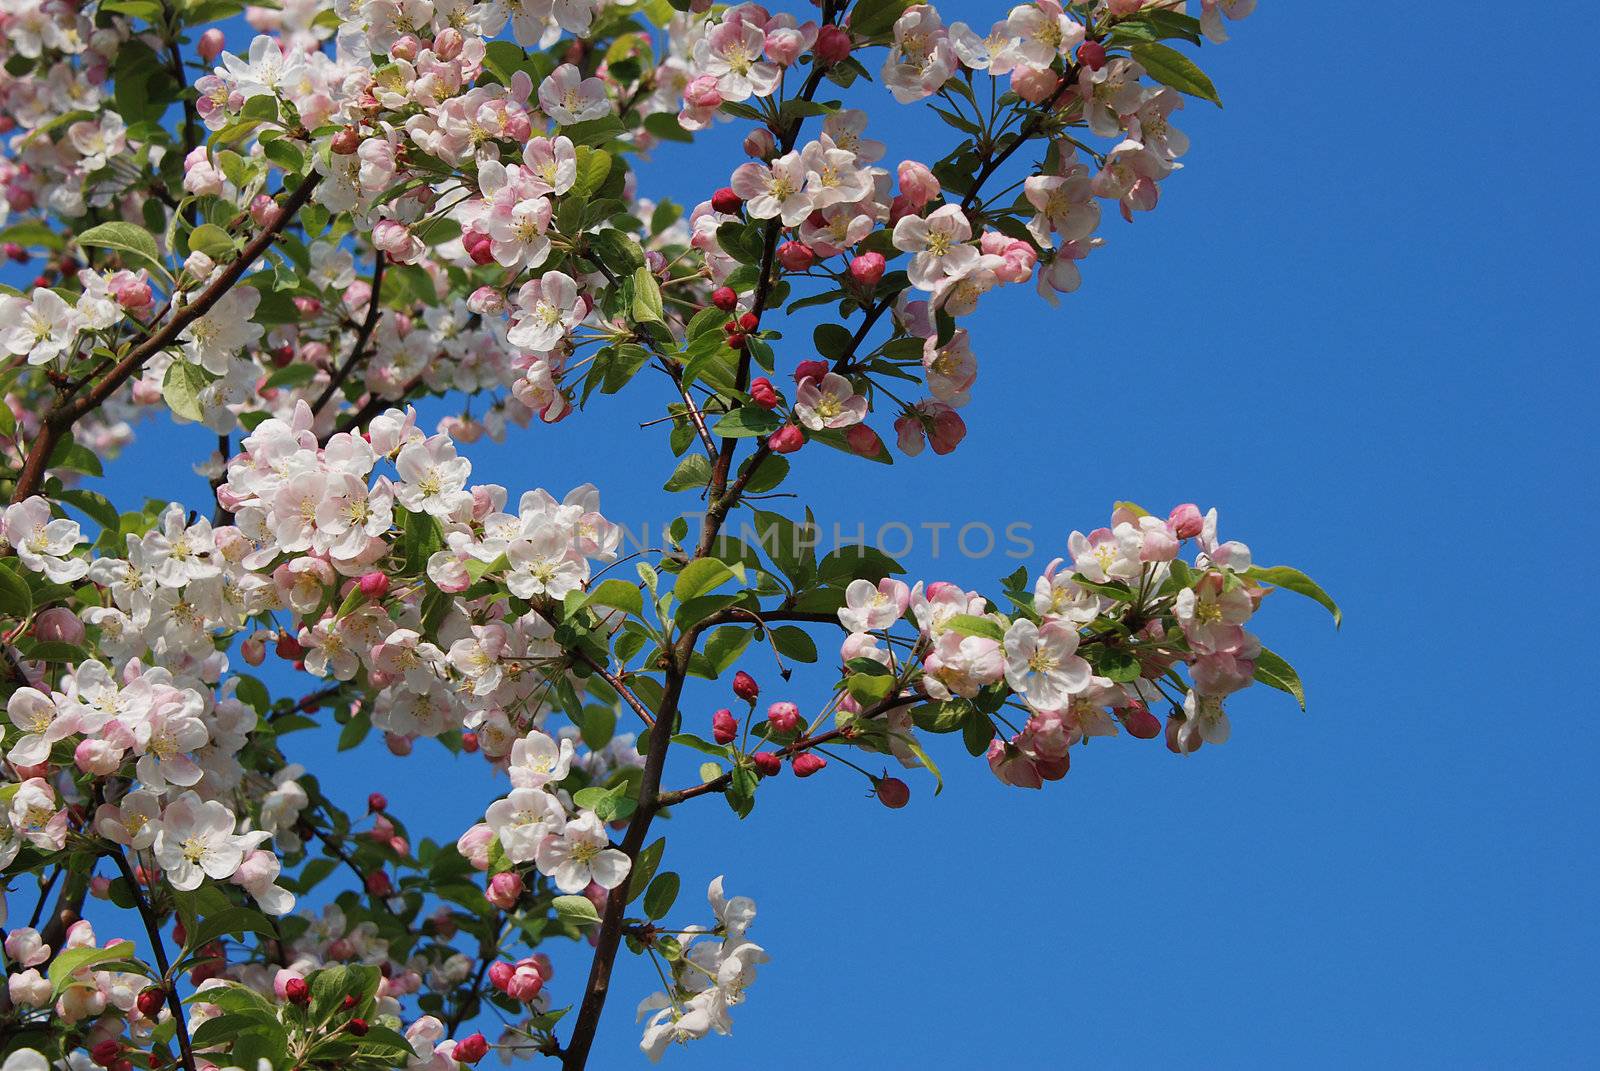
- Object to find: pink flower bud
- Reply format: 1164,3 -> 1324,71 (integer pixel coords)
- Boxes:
457,823 -> 494,870
1010,65 -> 1060,104
792,752 -> 827,777
684,74 -> 724,109
106,270 -> 152,311
814,24 -> 852,64
364,870 -> 393,897
488,961 -> 515,991
34,606 -> 84,645
766,701 -> 799,732
732,671 -> 760,702
506,963 -> 544,1001
1168,503 -> 1204,539
896,161 -> 939,209
358,572 -> 390,599
767,424 -> 804,454
432,27 -> 464,61
928,406 -> 966,455
249,193 -> 278,228
849,252 -> 886,288
765,26 -> 805,66
845,423 -> 884,459
390,33 -> 422,61
74,738 -> 123,776
330,127 -> 361,155
241,636 -> 265,666
751,751 -> 781,776
743,128 -> 776,158
198,28 -> 225,62
385,732 -> 413,756
1078,40 -> 1107,70
1120,704 -> 1161,739
776,241 -> 815,270
711,708 -> 739,744
486,872 -> 524,910
368,791 -> 388,812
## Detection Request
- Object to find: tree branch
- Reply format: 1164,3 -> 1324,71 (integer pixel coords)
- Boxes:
10,172 -> 322,503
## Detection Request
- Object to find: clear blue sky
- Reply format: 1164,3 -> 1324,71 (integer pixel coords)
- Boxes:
28,2 -> 1600,1066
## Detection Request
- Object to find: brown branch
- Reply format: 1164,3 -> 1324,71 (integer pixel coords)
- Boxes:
111,850 -> 197,1071
10,172 -> 322,504
312,252 -> 386,415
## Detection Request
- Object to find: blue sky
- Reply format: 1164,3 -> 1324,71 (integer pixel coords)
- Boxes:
17,1 -> 1600,1066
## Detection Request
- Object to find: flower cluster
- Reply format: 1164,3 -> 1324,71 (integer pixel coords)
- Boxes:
0,0 -> 1302,1066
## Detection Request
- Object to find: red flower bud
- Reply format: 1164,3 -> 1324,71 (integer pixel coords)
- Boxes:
368,792 -> 388,813
732,671 -> 760,702
711,187 -> 743,215
712,708 -> 739,744
739,312 -> 760,332
364,870 -> 393,897
776,240 -> 814,271
348,1017 -> 369,1036
342,994 -> 358,1010
749,377 -> 780,410
461,731 -> 480,753
137,986 -> 166,1018
725,332 -> 747,350
875,776 -> 910,808
751,751 -> 782,776
814,24 -> 852,64
455,1033 -> 489,1064
711,286 -> 738,311
90,1040 -> 121,1067
275,633 -> 304,661
792,359 -> 829,384
845,423 -> 885,459
1078,40 -> 1107,70
848,252 -> 886,288
285,976 -> 310,1005
1121,704 -> 1162,740
767,424 -> 805,454
792,752 -> 827,777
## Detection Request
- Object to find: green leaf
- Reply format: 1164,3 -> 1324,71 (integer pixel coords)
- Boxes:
848,0 -> 914,38
50,946 -> 141,999
553,894 -> 601,925
162,360 -> 215,423
0,563 -> 33,620
674,559 -> 732,603
1246,565 -> 1341,627
572,147 -> 613,200
642,871 -> 679,920
77,220 -> 164,274
1130,42 -> 1222,106
712,406 -> 782,439
586,578 -> 643,617
631,266 -> 665,324
1253,646 -> 1307,710
664,453 -> 712,492
725,762 -> 757,818
189,222 -> 236,260
59,488 -> 120,531
895,732 -> 943,795
190,906 -> 279,949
